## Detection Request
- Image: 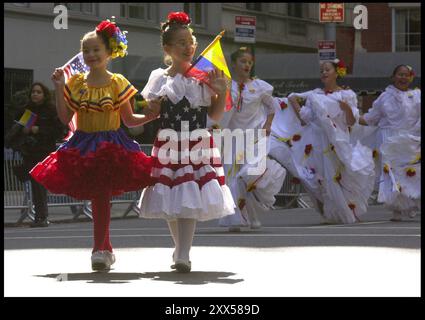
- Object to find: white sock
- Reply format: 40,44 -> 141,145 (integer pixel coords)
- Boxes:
176,218 -> 196,262
167,220 -> 179,261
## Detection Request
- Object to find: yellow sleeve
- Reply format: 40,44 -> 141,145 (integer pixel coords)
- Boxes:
64,74 -> 84,112
113,74 -> 138,107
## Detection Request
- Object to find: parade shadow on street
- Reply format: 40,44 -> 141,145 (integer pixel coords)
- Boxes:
36,271 -> 244,285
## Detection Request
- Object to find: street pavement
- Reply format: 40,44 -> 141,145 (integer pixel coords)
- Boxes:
4,204 -> 421,297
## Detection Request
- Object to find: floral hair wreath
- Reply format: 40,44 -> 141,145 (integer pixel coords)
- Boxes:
333,58 -> 347,78
96,16 -> 128,59
406,65 -> 415,82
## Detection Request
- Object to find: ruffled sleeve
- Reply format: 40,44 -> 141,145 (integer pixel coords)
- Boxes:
288,90 -> 315,123
363,91 -> 385,126
255,79 -> 278,115
112,74 -> 138,107
64,74 -> 84,113
141,68 -> 213,108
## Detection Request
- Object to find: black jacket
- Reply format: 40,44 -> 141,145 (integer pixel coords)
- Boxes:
12,103 -> 67,157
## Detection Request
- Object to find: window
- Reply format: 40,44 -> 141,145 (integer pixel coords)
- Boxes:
288,3 -> 303,18
288,21 -> 307,36
244,3 -> 266,30
11,3 -> 29,7
121,3 -> 156,22
246,3 -> 262,12
394,8 -> 421,52
183,3 -> 205,26
55,3 -> 96,15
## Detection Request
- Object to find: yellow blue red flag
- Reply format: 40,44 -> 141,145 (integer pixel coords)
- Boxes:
184,30 -> 232,111
17,109 -> 38,129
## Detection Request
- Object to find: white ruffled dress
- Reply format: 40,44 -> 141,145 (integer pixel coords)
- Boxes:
138,68 -> 235,221
213,79 -> 286,227
362,85 -> 421,215
272,89 -> 375,223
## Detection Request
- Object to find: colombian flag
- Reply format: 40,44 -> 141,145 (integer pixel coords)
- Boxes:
184,30 -> 232,111
17,109 -> 38,129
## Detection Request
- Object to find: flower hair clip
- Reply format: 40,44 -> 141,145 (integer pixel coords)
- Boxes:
333,58 -> 347,78
406,65 -> 415,82
168,12 -> 191,25
96,16 -> 128,59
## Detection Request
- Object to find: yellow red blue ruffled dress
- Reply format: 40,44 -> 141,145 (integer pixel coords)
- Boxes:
30,73 -> 153,200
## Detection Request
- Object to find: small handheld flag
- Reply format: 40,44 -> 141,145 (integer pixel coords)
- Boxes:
184,30 -> 232,111
16,109 -> 38,129
62,52 -> 90,83
61,52 -> 89,139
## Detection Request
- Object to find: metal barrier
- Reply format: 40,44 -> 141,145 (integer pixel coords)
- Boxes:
4,144 -> 306,223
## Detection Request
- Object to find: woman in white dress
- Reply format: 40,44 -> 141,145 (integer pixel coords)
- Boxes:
138,12 -> 235,272
359,64 -> 420,221
276,59 -> 375,224
216,47 -> 286,231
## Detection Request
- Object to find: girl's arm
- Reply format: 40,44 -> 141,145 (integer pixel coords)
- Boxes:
262,113 -> 274,136
339,101 -> 356,126
51,68 -> 74,125
120,100 -> 159,127
288,95 -> 306,125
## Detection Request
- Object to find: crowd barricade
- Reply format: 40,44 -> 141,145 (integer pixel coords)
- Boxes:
4,143 -> 306,223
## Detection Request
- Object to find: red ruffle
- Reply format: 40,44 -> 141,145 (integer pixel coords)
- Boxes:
30,142 -> 153,200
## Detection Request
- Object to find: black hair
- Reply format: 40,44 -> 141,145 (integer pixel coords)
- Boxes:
160,17 -> 194,66
28,82 -> 52,107
230,47 -> 254,63
81,30 -> 112,53
391,64 -> 411,77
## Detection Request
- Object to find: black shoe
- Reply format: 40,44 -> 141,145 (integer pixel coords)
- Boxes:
30,218 -> 50,228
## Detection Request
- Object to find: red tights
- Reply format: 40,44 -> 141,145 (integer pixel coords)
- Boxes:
91,193 -> 112,253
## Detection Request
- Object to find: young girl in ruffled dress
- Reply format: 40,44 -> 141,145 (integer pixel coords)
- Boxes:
30,19 -> 157,271
138,12 -> 234,272
359,65 -> 420,221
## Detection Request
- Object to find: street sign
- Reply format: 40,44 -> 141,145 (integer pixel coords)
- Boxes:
234,15 -> 256,43
319,3 -> 345,22
318,40 -> 336,62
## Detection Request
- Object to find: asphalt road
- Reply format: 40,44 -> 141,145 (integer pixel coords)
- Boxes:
4,205 -> 421,297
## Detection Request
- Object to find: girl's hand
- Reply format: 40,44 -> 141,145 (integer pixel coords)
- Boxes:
51,68 -> 65,87
145,98 -> 162,118
31,126 -> 39,134
208,69 -> 227,96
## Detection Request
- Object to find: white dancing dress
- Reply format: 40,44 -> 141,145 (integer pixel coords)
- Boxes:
214,79 -> 286,227
138,68 -> 235,221
271,88 -> 375,223
362,85 -> 421,215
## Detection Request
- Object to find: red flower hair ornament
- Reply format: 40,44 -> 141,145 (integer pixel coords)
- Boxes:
167,12 -> 191,25
96,20 -> 118,37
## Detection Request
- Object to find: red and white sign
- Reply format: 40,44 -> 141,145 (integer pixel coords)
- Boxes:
235,15 -> 256,43
318,40 -> 336,61
319,3 -> 345,22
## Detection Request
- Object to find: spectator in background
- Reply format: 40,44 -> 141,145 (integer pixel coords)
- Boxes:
12,82 -> 66,227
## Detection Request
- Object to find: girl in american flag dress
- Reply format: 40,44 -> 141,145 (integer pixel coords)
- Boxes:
138,12 -> 235,273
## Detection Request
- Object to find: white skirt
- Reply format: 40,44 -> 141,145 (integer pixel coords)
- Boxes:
138,132 -> 235,221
